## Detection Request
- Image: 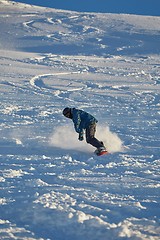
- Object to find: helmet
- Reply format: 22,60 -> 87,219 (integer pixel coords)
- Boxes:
63,107 -> 72,118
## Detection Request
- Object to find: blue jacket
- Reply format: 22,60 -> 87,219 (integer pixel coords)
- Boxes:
71,108 -> 98,134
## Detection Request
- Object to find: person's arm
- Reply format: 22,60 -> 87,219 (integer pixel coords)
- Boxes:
73,110 -> 84,140
73,110 -> 81,133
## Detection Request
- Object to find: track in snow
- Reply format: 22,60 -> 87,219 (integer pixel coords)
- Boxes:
0,1 -> 160,239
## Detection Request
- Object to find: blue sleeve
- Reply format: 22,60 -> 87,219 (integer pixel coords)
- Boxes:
73,111 -> 82,133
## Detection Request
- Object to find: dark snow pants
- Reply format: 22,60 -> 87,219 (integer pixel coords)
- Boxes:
85,123 -> 104,149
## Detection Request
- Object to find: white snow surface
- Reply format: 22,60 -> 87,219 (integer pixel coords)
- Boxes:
0,1 -> 160,239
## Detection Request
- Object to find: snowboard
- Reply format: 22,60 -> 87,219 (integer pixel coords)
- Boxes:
94,150 -> 109,156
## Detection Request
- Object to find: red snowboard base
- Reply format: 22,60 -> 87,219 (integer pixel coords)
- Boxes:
95,150 -> 109,156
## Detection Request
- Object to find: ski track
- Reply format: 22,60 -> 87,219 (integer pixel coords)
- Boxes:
0,1 -> 160,240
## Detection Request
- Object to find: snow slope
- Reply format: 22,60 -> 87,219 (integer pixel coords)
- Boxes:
0,1 -> 160,239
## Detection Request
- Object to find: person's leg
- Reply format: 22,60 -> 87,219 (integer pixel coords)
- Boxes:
86,123 -> 105,149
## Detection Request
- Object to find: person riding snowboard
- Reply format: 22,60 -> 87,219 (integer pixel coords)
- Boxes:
62,107 -> 107,155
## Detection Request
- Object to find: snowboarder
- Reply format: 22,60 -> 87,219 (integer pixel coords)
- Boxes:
62,107 -> 108,155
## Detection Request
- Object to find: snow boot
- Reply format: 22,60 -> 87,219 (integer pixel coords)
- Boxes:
95,146 -> 108,156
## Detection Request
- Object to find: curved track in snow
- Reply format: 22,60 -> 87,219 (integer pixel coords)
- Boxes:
0,1 -> 160,240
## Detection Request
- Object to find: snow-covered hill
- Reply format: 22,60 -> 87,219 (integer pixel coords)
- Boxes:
0,1 -> 160,239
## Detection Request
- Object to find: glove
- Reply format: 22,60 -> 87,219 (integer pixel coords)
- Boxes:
78,132 -> 84,141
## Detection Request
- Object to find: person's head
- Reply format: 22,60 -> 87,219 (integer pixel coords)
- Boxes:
63,107 -> 72,119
